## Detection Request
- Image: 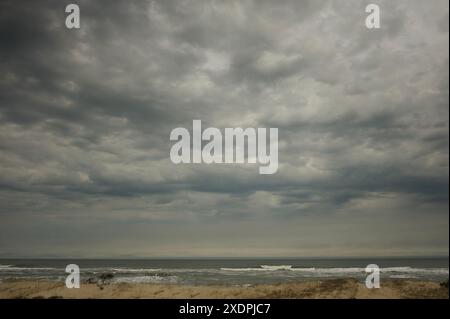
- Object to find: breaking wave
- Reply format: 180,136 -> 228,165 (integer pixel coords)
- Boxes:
113,275 -> 178,284
220,265 -> 449,276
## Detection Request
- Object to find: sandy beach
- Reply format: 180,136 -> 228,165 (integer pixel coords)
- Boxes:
0,279 -> 448,299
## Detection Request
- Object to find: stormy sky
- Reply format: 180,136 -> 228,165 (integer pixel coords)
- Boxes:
0,0 -> 448,258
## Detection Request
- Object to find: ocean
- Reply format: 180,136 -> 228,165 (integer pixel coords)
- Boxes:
0,257 -> 448,285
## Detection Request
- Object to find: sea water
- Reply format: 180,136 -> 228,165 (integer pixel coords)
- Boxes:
0,257 -> 448,285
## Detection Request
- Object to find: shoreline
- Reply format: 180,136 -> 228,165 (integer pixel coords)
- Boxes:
0,278 -> 448,299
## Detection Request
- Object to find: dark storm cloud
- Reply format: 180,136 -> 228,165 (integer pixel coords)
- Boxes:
0,0 -> 448,257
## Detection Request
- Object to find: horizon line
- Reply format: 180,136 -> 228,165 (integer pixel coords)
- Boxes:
0,255 -> 448,260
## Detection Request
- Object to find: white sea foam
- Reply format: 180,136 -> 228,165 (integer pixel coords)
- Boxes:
113,275 -> 178,284
0,266 -> 55,271
111,268 -> 162,273
221,267 -> 266,272
381,267 -> 449,275
221,265 -> 316,272
389,274 -> 418,279
260,265 -> 293,270
299,268 -> 365,273
220,266 -> 362,273
219,265 -> 449,276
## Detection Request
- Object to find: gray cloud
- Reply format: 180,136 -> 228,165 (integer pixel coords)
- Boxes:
0,0 -> 448,257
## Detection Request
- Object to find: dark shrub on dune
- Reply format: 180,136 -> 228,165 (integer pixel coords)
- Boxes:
99,273 -> 114,281
85,273 -> 115,287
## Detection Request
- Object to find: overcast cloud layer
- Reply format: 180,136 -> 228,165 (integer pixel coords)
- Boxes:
0,0 -> 448,257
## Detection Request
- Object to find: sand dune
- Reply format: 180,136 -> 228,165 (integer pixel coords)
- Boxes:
0,278 -> 448,299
